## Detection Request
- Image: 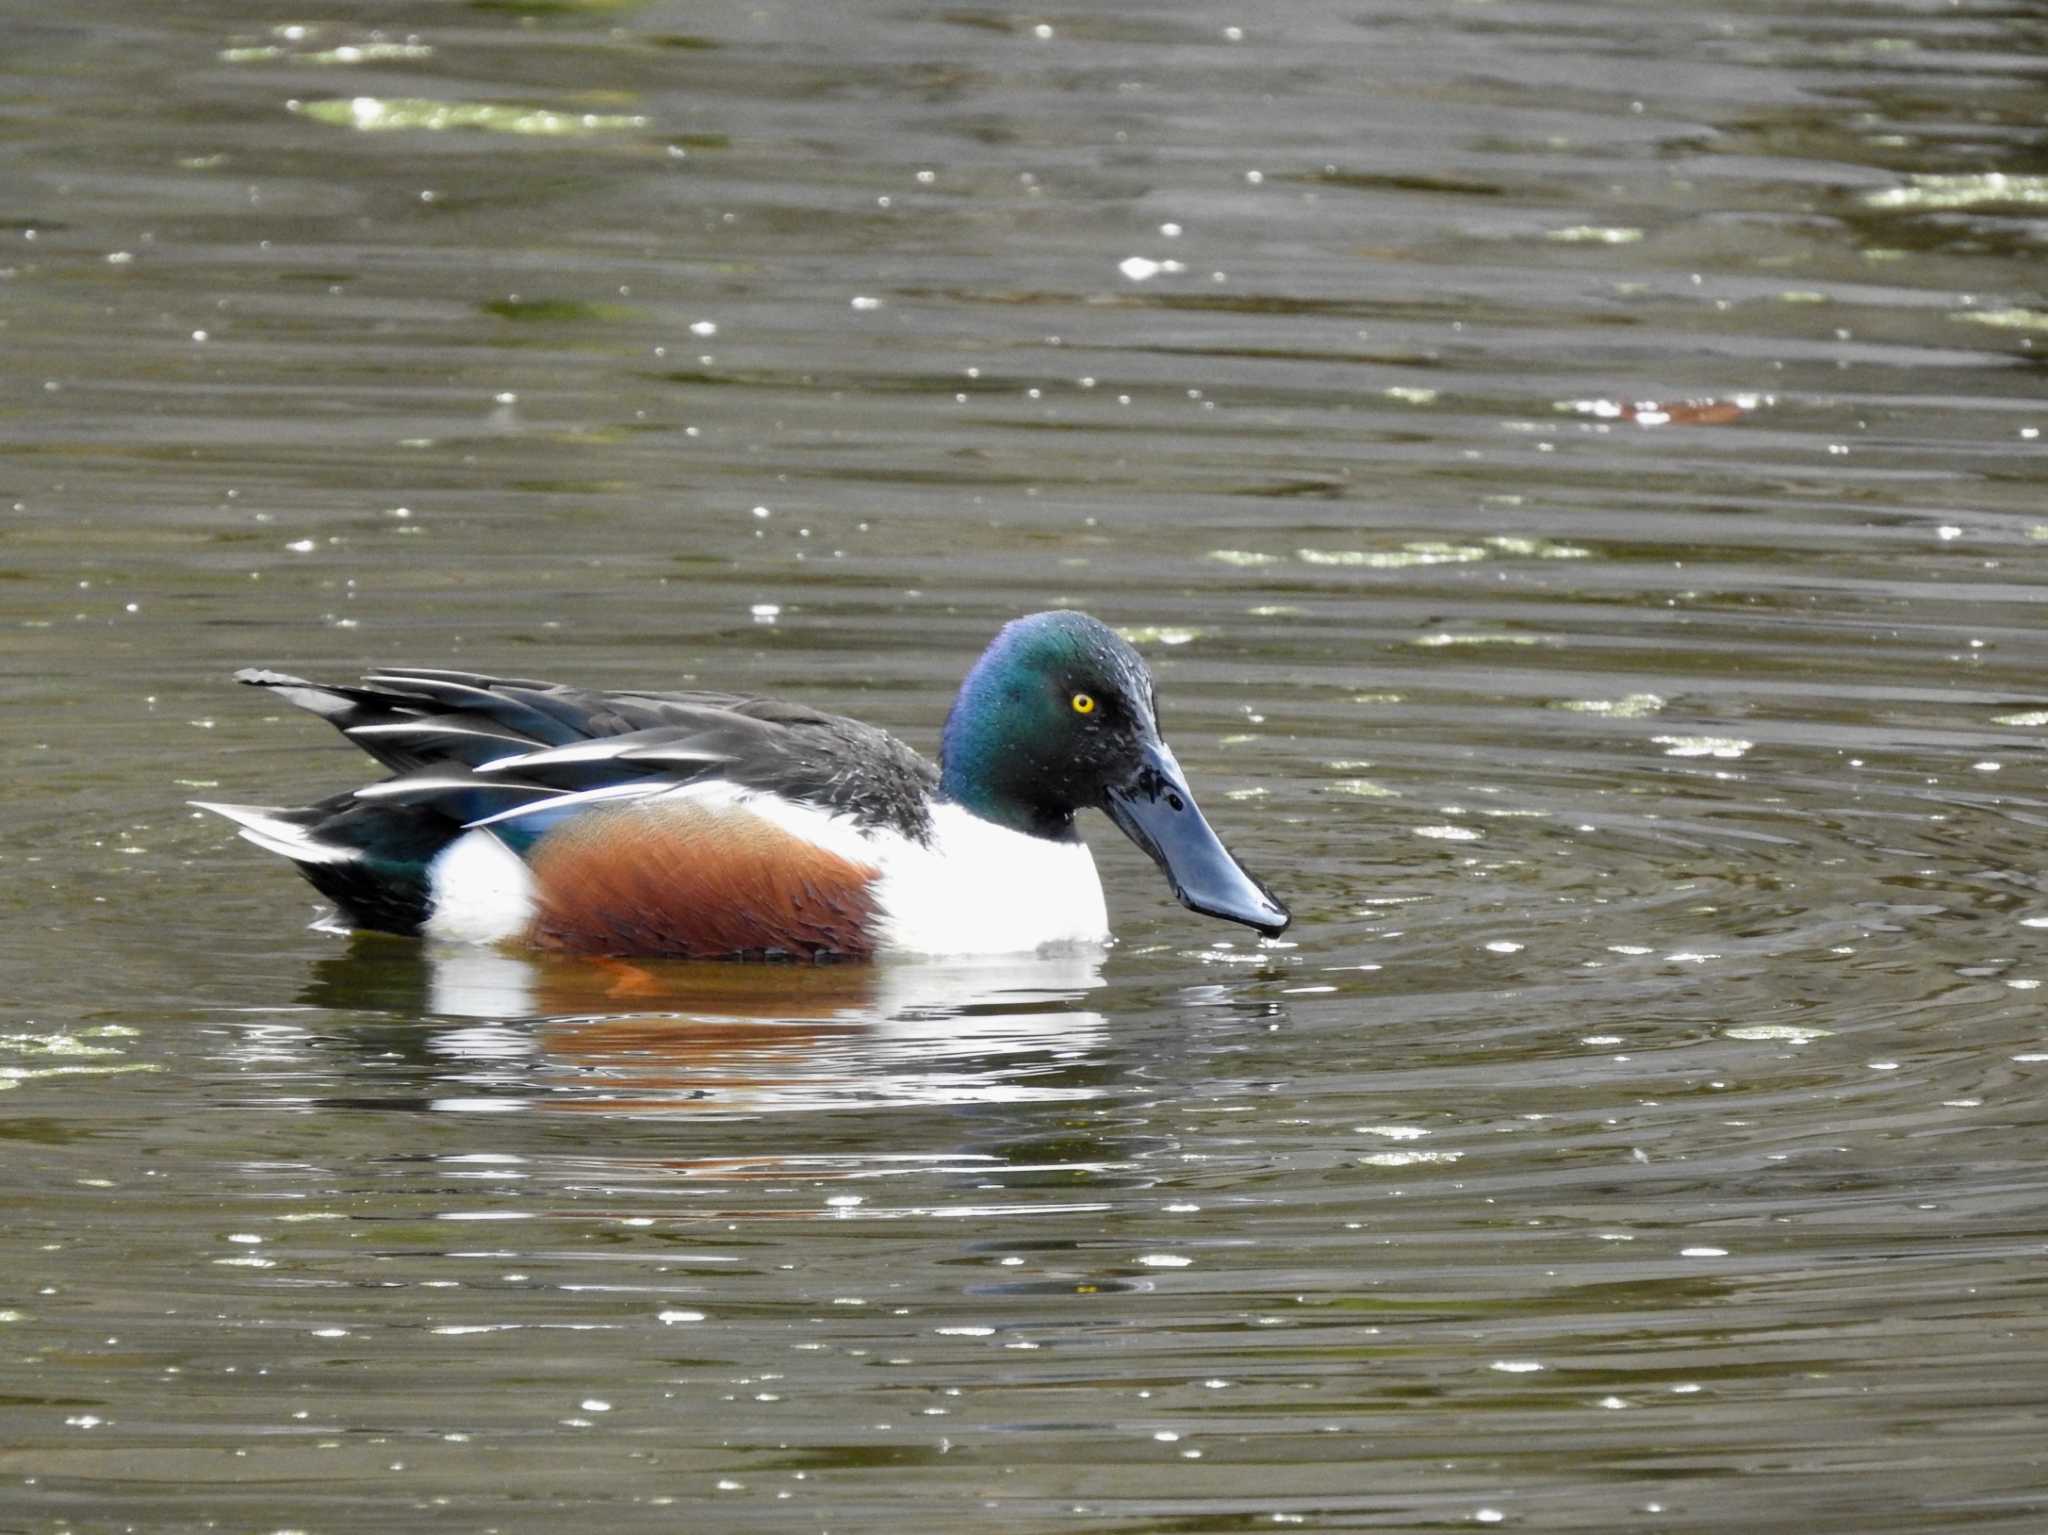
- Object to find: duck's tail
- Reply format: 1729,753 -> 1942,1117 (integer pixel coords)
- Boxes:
191,799 -> 362,866
199,663 -> 721,938
192,793 -> 457,935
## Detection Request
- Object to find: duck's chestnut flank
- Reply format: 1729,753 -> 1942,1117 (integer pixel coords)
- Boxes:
526,797 -> 881,961
195,612 -> 1290,959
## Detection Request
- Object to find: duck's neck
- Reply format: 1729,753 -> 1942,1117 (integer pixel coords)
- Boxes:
938,774 -> 1080,842
938,695 -> 1079,843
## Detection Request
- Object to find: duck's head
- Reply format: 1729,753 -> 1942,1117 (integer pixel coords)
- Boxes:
939,611 -> 1290,939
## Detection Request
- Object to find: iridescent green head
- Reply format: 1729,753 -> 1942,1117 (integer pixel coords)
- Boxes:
939,612 -> 1289,937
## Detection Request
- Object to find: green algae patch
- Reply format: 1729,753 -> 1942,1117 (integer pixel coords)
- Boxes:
483,298 -> 640,324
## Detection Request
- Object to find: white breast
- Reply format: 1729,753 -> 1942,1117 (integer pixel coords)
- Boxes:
870,802 -> 1110,957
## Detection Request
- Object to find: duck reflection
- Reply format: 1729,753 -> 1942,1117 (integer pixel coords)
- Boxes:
299,937 -> 1111,1117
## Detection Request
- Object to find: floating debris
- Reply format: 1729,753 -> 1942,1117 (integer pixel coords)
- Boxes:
1862,172 -> 2048,210
1414,824 -> 1481,841
1411,632 -> 1546,648
1297,536 -> 1587,569
295,97 -> 649,135
1653,735 -> 1752,759
1952,308 -> 2048,332
1547,226 -> 1643,244
1329,779 -> 1399,799
1557,395 -> 1768,427
1557,693 -> 1666,718
1483,535 -> 1590,559
224,41 -> 434,64
1298,543 -> 1486,568
1207,549 -> 1280,567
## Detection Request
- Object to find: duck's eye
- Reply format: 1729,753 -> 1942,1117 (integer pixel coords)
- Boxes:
1070,692 -> 1097,715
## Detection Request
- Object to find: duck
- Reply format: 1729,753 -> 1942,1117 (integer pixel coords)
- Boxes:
195,610 -> 1290,961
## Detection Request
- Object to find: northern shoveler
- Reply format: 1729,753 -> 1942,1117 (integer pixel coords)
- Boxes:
195,611 -> 1290,960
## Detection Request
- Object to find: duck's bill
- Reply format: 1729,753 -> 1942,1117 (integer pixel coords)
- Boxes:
1102,741 -> 1291,938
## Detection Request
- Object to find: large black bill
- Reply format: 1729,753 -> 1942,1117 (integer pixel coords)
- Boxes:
1102,741 -> 1291,938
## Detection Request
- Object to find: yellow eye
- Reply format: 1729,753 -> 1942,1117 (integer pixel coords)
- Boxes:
1071,692 -> 1096,715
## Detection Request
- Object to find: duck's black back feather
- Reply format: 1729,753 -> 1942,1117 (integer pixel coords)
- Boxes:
234,666 -> 940,855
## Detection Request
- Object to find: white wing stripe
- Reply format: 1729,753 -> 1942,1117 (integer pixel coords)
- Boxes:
463,779 -> 669,829
353,777 -> 560,803
475,737 -> 729,774
347,721 -> 530,744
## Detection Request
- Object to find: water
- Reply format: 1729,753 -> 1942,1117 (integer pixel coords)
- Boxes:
4,0 -> 2047,1528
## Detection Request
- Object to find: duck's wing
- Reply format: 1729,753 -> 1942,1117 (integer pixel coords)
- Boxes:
229,666 -> 939,841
